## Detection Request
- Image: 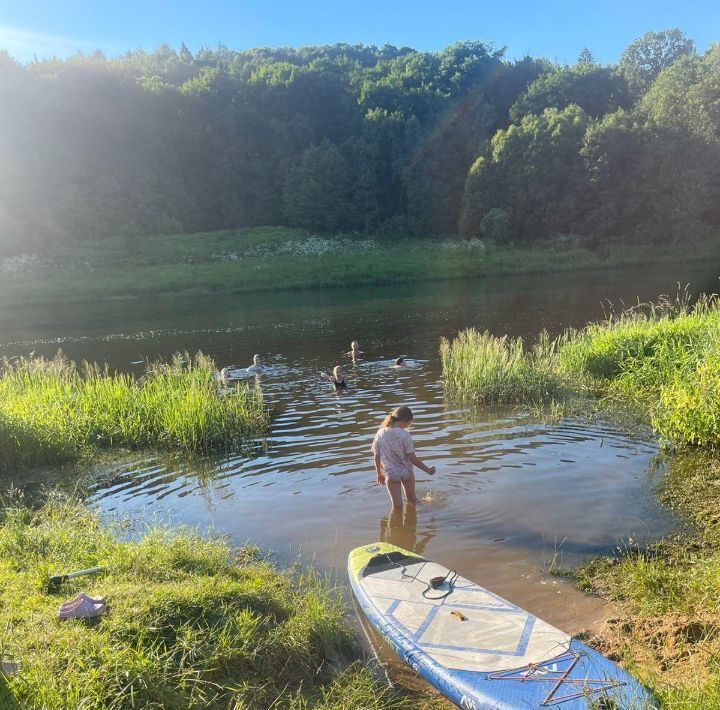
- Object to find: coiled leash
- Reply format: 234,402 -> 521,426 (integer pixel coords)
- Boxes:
378,552 -> 458,601
422,570 -> 459,600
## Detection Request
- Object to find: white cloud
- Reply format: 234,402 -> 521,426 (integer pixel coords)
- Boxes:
0,24 -> 101,61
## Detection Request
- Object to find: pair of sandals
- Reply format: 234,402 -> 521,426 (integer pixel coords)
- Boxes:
58,593 -> 106,620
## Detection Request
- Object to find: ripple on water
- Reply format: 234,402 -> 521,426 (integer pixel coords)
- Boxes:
3,269 -> 703,635
83,355 -> 671,577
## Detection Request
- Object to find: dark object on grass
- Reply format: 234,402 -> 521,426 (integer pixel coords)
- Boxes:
47,565 -> 108,592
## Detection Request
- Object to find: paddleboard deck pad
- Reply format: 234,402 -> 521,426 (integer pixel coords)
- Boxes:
349,543 -> 655,709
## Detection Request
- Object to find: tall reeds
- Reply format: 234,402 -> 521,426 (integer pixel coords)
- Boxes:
0,352 -> 269,472
440,328 -> 566,406
441,293 -> 720,447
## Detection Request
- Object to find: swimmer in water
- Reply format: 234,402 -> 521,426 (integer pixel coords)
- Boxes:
348,340 -> 362,363
246,354 -> 265,374
321,365 -> 348,390
216,367 -> 230,385
392,357 -> 406,368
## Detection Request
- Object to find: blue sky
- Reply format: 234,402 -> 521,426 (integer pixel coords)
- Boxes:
0,0 -> 717,64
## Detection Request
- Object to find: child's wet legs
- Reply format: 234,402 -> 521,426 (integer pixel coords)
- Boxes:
386,479 -> 404,509
401,474 -> 417,504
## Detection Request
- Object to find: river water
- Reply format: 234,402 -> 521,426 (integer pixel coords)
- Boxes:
1,264 -> 717,644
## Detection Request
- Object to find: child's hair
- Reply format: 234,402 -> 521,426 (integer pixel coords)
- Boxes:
351,341 -> 360,349
381,405 -> 413,428
333,365 -> 344,379
395,357 -> 404,365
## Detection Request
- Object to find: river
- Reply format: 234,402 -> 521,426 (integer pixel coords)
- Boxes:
1,263 -> 717,651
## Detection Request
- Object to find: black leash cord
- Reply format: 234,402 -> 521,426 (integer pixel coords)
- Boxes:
380,554 -> 459,601
422,570 -> 459,600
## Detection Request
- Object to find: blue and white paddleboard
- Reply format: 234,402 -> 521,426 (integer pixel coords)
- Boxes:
349,543 -> 656,709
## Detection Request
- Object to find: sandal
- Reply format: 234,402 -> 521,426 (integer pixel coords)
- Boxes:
58,596 -> 106,620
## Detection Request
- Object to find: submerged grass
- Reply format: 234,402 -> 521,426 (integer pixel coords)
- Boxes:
0,353 -> 269,473
0,494 -> 414,709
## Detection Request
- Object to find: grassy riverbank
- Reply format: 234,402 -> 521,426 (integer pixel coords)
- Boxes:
442,296 -> 720,706
577,452 -> 720,707
442,293 -> 720,446
0,353 -> 269,473
0,495 -> 419,709
1,227 -> 718,307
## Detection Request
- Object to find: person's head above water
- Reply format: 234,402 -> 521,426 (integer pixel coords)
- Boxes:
381,405 -> 413,428
351,340 -> 360,351
395,357 -> 405,366
333,365 -> 345,380
253,354 -> 262,366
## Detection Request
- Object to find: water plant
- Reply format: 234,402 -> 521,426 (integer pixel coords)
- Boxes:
0,493 -> 411,709
439,328 -> 566,406
442,292 -> 720,448
0,352 -> 270,472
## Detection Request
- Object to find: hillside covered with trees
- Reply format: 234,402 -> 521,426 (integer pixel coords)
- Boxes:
0,28 -> 718,256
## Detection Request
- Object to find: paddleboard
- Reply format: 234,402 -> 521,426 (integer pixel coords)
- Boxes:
349,543 -> 656,709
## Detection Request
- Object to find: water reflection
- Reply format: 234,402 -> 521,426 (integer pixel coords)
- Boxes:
0,265 -> 710,628
379,503 -> 434,555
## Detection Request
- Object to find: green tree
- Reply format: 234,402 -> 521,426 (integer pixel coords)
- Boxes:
510,65 -> 631,121
577,47 -> 595,66
620,28 -> 695,95
460,105 -> 591,241
282,140 -> 352,232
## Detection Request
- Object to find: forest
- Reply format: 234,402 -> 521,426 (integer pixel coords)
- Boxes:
0,28 -> 718,256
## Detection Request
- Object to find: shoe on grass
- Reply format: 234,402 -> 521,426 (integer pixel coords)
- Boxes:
58,596 -> 106,620
58,592 -> 105,611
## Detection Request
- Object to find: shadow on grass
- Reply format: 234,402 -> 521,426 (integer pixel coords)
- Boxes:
0,677 -> 21,708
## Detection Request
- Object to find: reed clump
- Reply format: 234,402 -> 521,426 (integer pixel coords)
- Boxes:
0,352 -> 269,472
442,292 -> 720,447
0,493 -> 410,709
440,329 -> 566,406
557,292 -> 720,447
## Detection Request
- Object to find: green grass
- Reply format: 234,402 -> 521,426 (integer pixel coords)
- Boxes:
2,226 -> 719,307
440,329 -> 566,406
0,494 -> 415,709
442,293 -> 720,448
557,293 -> 720,447
575,452 -> 720,708
0,353 -> 269,473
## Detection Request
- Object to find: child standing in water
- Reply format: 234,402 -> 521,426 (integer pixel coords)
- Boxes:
371,406 -> 435,509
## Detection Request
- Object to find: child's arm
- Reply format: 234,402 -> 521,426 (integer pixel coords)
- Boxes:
408,452 -> 436,475
374,452 -> 386,485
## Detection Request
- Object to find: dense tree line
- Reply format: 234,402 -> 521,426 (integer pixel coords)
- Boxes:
0,29 -> 717,255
